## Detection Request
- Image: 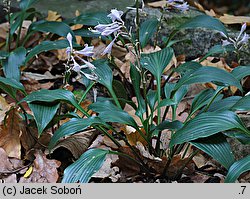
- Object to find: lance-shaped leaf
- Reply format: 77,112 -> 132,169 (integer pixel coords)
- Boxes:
19,0 -> 39,10
231,66 -> 250,81
3,47 -> 26,82
207,96 -> 242,112
29,21 -> 74,37
141,47 -> 174,80
28,103 -> 60,136
130,63 -> 145,118
178,14 -> 228,36
190,134 -> 235,169
62,148 -> 109,183
199,45 -> 235,62
89,100 -> 138,128
93,59 -> 113,90
22,89 -> 87,115
139,18 -> 159,48
26,40 -> 70,63
49,117 -> 103,149
174,61 -> 202,76
190,89 -> 218,115
169,111 -> 250,147
74,12 -> 112,26
155,120 -> 183,131
231,95 -> 250,111
0,77 -> 26,99
225,155 -> 250,183
174,66 -> 242,92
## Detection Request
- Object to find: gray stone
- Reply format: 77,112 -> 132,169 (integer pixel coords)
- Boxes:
125,7 -> 250,64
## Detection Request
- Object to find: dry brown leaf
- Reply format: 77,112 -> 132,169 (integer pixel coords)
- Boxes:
148,1 -> 167,8
46,10 -> 62,22
19,150 -> 61,183
219,14 -> 250,25
20,126 -> 52,155
205,9 -> 217,17
52,129 -> 98,159
200,57 -> 232,72
112,146 -> 141,177
0,22 -> 9,39
0,95 -> 10,124
92,155 -> 120,182
0,148 -> 17,182
123,126 -> 148,146
192,153 -> 207,169
193,1 -> 205,12
0,109 -> 22,159
103,135 -> 126,149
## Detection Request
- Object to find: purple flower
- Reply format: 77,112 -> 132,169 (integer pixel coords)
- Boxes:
173,2 -> 189,12
107,9 -> 123,23
102,36 -> 118,55
75,44 -> 94,57
94,22 -> 122,36
66,33 -> 73,52
220,23 -> 249,50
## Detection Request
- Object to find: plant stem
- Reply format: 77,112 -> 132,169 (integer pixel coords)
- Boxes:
78,81 -> 96,105
16,14 -> 24,47
108,87 -> 122,109
203,86 -> 224,113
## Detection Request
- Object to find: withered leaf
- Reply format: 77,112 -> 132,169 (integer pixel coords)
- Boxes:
19,150 -> 61,183
0,109 -> 22,159
52,129 -> 98,159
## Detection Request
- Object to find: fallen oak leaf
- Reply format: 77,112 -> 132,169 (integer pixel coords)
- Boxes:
19,150 -> 61,183
219,14 -> 250,25
0,108 -> 23,159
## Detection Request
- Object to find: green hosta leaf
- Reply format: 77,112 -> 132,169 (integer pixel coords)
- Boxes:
93,59 -> 113,90
155,120 -> 183,131
199,45 -> 235,62
231,95 -> 250,111
22,89 -> 87,115
74,29 -> 101,38
141,47 -> 174,80
140,18 -> 159,48
157,98 -> 176,108
0,77 -> 26,98
169,111 -> 250,147
62,148 -> 109,183
231,66 -> 250,81
3,47 -> 26,81
225,155 -> 250,183
190,134 -> 235,169
225,131 -> 250,145
174,61 -> 202,76
174,66 -> 242,92
147,90 -> 157,111
89,100 -> 138,128
19,0 -> 39,10
49,117 -> 103,149
190,89 -> 220,115
112,80 -> 128,108
10,11 -> 36,35
25,40 -> 70,63
130,64 -> 145,118
0,51 -> 9,59
29,103 -> 60,136
207,96 -> 242,112
30,21 -> 73,37
179,15 -> 228,36
74,12 -> 112,26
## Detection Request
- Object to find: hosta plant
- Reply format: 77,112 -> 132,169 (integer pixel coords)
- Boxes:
0,0 -> 250,183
